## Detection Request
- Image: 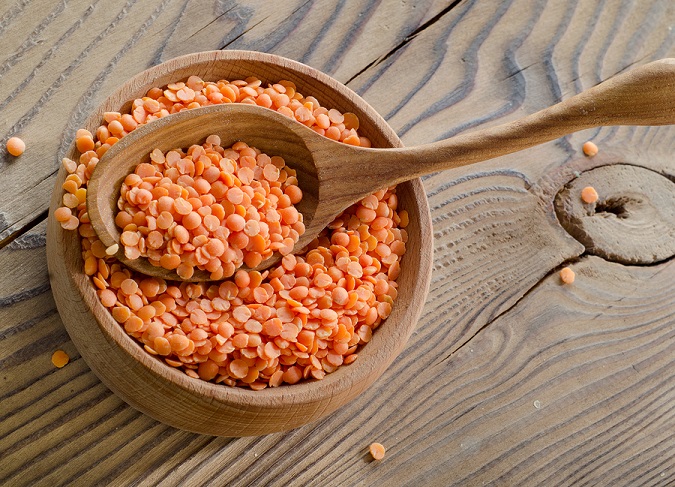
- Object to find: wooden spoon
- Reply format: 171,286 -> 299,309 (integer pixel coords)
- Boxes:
87,58 -> 675,281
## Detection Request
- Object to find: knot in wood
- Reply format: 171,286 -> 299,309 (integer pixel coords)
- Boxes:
555,164 -> 674,264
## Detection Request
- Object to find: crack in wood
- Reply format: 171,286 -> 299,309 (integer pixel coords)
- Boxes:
219,16 -> 269,50
149,0 -> 191,65
228,0 -> 315,54
500,62 -> 537,82
344,0 -> 466,86
0,209 -> 49,250
0,280 -> 51,309
0,307 -> 57,342
186,8 -> 234,41
6,227 -> 46,251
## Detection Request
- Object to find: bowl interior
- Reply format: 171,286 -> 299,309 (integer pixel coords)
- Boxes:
50,50 -> 433,434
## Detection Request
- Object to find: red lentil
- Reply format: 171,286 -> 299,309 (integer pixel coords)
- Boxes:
560,267 -> 575,284
369,442 -> 386,460
7,136 -> 25,156
57,75 -> 406,389
582,141 -> 598,157
51,350 -> 70,368
581,186 -> 598,204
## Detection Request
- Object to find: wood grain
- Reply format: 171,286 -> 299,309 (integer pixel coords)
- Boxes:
2,0 -> 674,485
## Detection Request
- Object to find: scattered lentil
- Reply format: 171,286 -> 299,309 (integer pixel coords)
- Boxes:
58,75 -> 404,389
51,350 -> 70,368
369,443 -> 386,460
582,141 -> 598,157
581,186 -> 599,204
7,137 -> 25,156
560,267 -> 575,284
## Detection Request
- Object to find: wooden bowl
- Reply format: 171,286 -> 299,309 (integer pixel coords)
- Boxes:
46,50 -> 433,436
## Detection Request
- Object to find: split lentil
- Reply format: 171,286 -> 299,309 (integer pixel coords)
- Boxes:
57,75 -> 407,389
581,186 -> 599,204
560,267 -> 575,284
51,350 -> 70,368
582,141 -> 598,157
6,136 -> 25,156
369,442 -> 386,460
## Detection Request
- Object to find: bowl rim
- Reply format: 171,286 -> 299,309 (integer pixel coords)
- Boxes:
49,50 -> 433,411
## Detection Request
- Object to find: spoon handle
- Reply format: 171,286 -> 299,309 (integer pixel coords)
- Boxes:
360,58 -> 675,186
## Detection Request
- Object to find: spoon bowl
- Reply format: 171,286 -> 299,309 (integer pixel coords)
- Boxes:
87,103 -> 321,280
88,58 -> 675,281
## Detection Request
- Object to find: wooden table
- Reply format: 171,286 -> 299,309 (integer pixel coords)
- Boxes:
2,1 -> 674,485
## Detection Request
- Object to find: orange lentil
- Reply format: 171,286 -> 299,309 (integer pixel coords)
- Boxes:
6,136 -> 26,156
54,206 -> 72,223
582,141 -> 598,157
154,337 -> 172,355
62,157 -> 77,173
112,305 -> 131,323
344,354 -> 358,365
51,350 -> 70,368
398,210 -> 409,228
76,135 -> 95,153
285,185 -> 303,205
61,75 -> 405,389
229,359 -> 249,378
369,442 -> 386,460
560,267 -> 575,284
581,186 -> 599,204
99,289 -> 117,307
